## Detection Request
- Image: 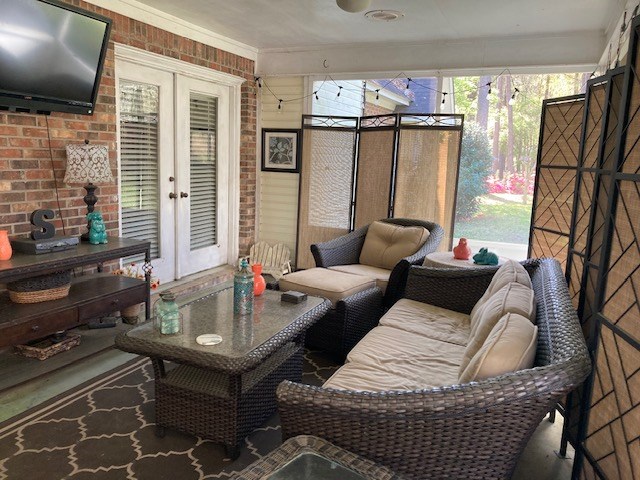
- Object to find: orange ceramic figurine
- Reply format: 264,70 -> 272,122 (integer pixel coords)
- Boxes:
0,230 -> 12,261
252,263 -> 266,296
453,237 -> 472,260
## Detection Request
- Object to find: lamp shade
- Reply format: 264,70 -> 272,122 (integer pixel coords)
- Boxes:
64,144 -> 114,184
336,0 -> 371,13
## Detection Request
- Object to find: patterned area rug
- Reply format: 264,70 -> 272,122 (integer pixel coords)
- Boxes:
0,350 -> 339,479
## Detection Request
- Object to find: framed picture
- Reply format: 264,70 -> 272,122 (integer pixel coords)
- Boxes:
261,129 -> 301,173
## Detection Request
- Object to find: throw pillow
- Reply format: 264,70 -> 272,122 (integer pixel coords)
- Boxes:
459,312 -> 538,383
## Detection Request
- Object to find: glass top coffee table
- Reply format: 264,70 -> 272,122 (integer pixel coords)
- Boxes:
236,435 -> 400,479
115,287 -> 330,459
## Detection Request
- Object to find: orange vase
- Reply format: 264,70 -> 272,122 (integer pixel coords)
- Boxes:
252,263 -> 266,296
0,230 -> 12,261
453,238 -> 472,260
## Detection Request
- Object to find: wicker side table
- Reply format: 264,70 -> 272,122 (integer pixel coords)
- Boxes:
234,435 -> 401,479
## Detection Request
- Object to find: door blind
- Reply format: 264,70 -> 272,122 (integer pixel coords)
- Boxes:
119,81 -> 160,260
189,93 -> 218,250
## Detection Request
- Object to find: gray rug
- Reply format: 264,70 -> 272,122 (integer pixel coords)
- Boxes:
0,350 -> 339,479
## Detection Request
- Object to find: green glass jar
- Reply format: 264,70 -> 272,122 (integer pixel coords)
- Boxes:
155,291 -> 181,335
234,258 -> 254,315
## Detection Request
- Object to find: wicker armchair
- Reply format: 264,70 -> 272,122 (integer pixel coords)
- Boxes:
310,218 -> 444,308
277,258 -> 591,480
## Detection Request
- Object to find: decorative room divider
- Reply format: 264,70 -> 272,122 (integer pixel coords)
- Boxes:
296,113 -> 464,269
531,15 -> 640,480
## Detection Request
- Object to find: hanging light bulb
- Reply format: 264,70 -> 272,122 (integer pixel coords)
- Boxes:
314,91 -> 319,101
277,99 -> 283,110
255,77 -> 262,88
375,89 -> 380,100
406,78 -> 411,90
441,92 -> 448,104
508,87 -> 520,105
486,82 -> 492,101
337,86 -> 343,97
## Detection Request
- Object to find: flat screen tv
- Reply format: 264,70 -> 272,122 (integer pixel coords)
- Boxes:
0,0 -> 111,115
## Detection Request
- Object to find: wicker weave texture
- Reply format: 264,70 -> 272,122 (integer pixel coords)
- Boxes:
277,258 -> 591,480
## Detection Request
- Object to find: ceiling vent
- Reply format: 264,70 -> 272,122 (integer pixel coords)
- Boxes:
364,10 -> 404,22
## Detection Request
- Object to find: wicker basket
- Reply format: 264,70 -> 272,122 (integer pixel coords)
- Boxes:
8,270 -> 72,304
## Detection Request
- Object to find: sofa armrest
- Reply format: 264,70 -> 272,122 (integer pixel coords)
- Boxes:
336,287 -> 384,355
311,225 -> 369,267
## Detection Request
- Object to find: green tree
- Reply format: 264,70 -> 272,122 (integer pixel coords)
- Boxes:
455,121 -> 493,220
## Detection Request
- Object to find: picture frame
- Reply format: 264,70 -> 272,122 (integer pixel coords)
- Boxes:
261,129 -> 301,173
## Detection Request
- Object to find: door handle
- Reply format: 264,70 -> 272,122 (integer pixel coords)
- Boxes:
169,192 -> 177,199
180,192 -> 189,198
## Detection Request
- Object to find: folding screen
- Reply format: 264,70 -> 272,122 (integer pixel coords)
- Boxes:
572,16 -> 640,478
529,95 -> 585,269
354,115 -> 396,229
297,114 -> 464,269
561,69 -> 626,459
394,116 -> 463,250
297,116 -> 358,270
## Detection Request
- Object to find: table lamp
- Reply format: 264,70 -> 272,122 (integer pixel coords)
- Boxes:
64,142 -> 114,240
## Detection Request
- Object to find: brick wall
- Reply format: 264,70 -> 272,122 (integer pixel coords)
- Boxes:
0,0 -> 257,256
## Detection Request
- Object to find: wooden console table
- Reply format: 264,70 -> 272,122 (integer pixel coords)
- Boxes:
0,237 -> 151,348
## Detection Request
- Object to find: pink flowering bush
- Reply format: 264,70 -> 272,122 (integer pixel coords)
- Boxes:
486,173 -> 534,195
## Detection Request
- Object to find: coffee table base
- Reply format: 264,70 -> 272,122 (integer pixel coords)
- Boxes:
151,342 -> 303,458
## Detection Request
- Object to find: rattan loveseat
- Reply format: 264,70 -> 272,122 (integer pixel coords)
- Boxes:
277,258 -> 591,480
311,218 -> 444,308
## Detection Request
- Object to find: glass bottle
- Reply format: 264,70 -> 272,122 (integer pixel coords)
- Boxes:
234,258 -> 254,315
155,291 -> 181,335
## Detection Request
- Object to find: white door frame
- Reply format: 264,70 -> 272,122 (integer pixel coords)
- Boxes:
115,44 -> 245,270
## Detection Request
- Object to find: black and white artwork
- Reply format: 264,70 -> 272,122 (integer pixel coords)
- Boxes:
261,129 -> 300,173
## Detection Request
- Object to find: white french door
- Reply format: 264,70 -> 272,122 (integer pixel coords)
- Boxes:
117,58 -> 231,283
176,76 -> 229,277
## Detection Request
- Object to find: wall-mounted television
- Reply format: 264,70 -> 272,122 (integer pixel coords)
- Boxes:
0,0 -> 112,115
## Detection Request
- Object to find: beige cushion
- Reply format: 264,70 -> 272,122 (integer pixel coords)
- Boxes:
328,264 -> 390,293
470,260 -> 532,319
336,325 -> 463,391
279,268 -> 375,306
359,221 -> 430,270
459,313 -> 538,383
460,282 -> 535,374
379,298 -> 470,346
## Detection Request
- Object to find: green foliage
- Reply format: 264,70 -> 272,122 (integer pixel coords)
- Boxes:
455,121 -> 493,220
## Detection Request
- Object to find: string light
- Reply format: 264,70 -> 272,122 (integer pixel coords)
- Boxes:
375,89 -> 380,100
508,87 -> 520,105
314,91 -> 319,100
337,86 -> 343,97
441,92 -> 448,104
486,82 -> 492,100
406,78 -> 411,90
277,99 -> 282,110
255,76 -> 262,88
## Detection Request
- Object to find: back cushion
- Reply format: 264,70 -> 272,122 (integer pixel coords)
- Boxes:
470,260 -> 532,319
459,313 -> 538,383
359,221 -> 430,270
460,282 -> 535,374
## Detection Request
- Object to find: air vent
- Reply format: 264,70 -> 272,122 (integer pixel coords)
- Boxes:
364,10 -> 404,22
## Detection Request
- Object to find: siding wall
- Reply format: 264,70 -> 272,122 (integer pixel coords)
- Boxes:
258,76 -> 304,264
312,81 -> 364,117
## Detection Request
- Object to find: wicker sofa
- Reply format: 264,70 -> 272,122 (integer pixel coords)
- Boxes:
310,218 -> 444,308
277,258 -> 591,480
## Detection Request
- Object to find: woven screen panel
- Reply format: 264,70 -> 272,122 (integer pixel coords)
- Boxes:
602,181 -> 640,341
579,461 -> 599,480
622,43 -> 640,175
539,101 -> 584,167
532,167 -> 577,234
530,229 -> 569,268
353,129 -> 394,229
297,128 -> 355,269
583,84 -> 607,169
394,129 -> 461,250
584,325 -> 640,479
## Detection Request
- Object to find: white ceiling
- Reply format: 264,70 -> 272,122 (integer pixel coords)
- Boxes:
114,0 -> 625,75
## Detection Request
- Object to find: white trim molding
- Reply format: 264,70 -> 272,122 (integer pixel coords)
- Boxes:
85,0 -> 257,61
